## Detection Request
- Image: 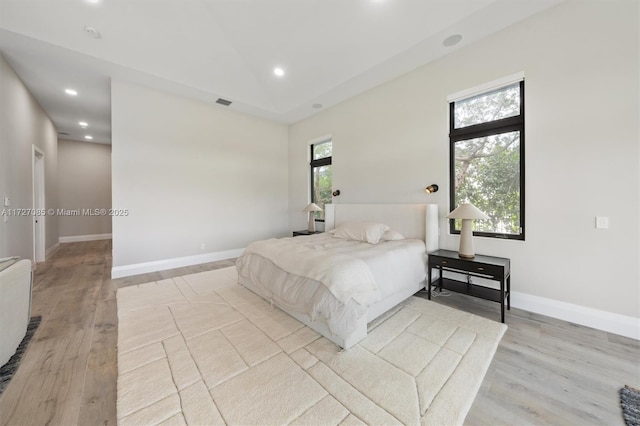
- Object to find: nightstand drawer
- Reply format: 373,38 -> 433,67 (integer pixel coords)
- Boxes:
467,262 -> 503,278
429,256 -> 464,270
429,256 -> 505,278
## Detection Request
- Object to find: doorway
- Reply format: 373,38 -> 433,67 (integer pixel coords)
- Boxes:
32,145 -> 45,263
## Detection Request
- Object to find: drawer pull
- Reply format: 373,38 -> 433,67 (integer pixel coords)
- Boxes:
442,260 -> 447,264
477,267 -> 484,271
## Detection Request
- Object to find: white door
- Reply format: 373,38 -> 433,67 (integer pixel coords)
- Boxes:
33,146 -> 45,263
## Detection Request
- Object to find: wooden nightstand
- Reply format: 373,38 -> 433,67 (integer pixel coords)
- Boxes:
292,230 -> 322,237
427,249 -> 511,323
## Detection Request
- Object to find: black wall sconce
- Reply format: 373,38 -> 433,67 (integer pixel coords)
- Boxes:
332,189 -> 341,197
424,184 -> 439,194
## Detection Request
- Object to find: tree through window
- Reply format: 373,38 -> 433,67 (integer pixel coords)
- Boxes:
310,140 -> 332,221
449,80 -> 525,240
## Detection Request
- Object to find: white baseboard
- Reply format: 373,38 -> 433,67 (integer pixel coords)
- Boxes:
45,243 -> 60,258
59,233 -> 112,243
111,248 -> 244,279
511,291 -> 640,340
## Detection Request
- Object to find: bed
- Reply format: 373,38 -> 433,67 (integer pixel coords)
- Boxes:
236,203 -> 439,349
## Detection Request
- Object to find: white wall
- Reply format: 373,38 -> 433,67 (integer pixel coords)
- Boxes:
289,0 -> 639,322
0,53 -> 58,260
111,80 -> 289,275
58,139 -> 112,239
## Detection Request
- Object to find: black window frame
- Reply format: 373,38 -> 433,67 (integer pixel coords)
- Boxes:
449,80 -> 525,240
310,141 -> 332,223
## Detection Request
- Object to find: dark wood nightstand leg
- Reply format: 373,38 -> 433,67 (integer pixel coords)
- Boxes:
427,264 -> 432,300
500,278 -> 505,323
507,275 -> 511,310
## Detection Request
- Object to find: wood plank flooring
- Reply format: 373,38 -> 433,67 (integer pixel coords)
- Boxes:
0,241 -> 114,426
421,290 -> 640,425
0,240 -> 637,425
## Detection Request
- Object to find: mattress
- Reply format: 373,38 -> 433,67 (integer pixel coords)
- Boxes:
235,233 -> 426,340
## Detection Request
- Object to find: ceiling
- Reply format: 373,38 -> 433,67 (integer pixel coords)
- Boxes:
0,0 -> 562,145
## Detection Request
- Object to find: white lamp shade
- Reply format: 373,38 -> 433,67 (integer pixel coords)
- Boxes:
303,203 -> 323,212
446,202 -> 489,220
447,202 -> 488,259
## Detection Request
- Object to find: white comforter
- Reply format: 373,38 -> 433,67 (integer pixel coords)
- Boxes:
236,233 -> 426,337
242,236 -> 377,305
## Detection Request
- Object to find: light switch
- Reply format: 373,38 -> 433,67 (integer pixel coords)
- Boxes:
596,216 -> 609,229
3,197 -> 9,207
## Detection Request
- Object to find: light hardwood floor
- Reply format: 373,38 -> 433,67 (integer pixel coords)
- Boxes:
0,240 -> 637,425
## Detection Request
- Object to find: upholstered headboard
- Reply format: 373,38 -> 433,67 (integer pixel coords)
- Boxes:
324,203 -> 439,252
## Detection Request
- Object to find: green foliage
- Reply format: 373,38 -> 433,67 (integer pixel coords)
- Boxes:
454,134 -> 520,233
313,141 -> 332,160
313,165 -> 332,220
455,83 -> 520,128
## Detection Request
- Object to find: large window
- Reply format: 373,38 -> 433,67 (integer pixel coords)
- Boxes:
449,79 -> 524,240
310,139 -> 332,221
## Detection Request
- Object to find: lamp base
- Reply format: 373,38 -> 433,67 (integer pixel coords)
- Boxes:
458,253 -> 475,259
307,212 -> 315,233
457,219 -> 476,259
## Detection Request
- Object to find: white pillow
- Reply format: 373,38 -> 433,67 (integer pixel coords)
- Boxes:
382,229 -> 405,241
333,221 -> 390,244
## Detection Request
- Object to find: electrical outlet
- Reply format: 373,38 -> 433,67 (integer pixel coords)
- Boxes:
200,243 -> 206,250
3,197 -> 9,207
595,216 -> 609,229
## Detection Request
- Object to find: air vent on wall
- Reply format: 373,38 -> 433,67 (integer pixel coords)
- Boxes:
58,132 -> 70,136
216,98 -> 232,106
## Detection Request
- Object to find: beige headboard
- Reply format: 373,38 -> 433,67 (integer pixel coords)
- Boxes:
324,203 -> 439,252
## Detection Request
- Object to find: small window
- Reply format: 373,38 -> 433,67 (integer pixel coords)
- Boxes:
449,80 -> 525,240
310,140 -> 332,221
454,83 -> 521,129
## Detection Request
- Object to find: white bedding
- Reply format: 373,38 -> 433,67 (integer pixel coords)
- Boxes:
235,233 -> 426,342
242,235 -> 378,305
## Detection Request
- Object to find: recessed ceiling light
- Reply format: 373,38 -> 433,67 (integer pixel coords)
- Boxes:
79,121 -> 88,128
84,135 -> 93,140
86,0 -> 101,4
312,104 -> 323,109
65,88 -> 78,96
273,67 -> 285,77
84,26 -> 101,39
443,34 -> 463,47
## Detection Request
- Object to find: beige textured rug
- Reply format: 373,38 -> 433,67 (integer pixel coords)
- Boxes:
116,266 -> 506,426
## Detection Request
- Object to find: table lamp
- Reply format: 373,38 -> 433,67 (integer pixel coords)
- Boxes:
303,203 -> 322,232
447,202 -> 489,258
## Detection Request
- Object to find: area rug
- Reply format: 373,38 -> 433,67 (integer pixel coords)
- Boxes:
621,385 -> 640,426
116,267 -> 507,425
0,315 -> 41,395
